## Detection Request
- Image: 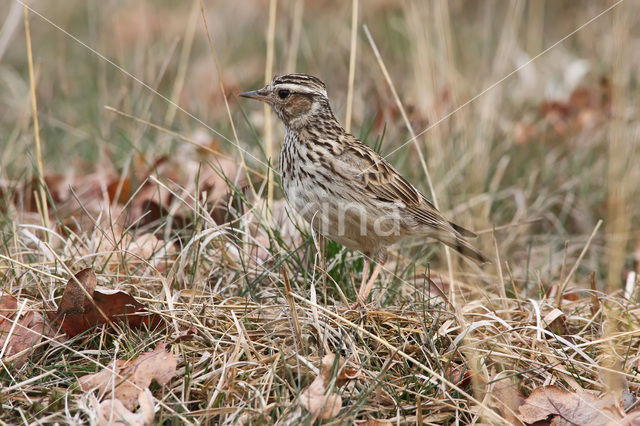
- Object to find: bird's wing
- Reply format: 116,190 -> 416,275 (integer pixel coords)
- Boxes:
327,135 -> 486,263
338,138 -> 454,234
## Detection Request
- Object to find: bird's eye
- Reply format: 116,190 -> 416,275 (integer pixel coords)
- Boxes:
278,89 -> 290,99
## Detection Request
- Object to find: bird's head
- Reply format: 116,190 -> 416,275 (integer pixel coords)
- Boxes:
240,73 -> 334,130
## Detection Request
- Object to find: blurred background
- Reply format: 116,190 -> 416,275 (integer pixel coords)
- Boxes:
1,0 -> 638,291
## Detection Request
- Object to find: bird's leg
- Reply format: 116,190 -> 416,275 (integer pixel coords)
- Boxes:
358,262 -> 384,304
356,256 -> 371,305
357,250 -> 388,305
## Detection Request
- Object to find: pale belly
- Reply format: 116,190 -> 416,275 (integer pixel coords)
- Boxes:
283,177 -> 404,253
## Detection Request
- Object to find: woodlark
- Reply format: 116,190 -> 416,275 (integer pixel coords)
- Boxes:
240,73 -> 487,304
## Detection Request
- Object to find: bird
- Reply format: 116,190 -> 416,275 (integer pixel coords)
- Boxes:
240,73 -> 487,304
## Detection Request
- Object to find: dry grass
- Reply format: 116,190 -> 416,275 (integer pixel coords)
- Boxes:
1,0 -> 639,424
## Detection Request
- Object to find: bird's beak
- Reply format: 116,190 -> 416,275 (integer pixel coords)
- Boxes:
239,88 -> 270,102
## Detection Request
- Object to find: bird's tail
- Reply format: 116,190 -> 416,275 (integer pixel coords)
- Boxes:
449,221 -> 477,238
441,233 -> 489,265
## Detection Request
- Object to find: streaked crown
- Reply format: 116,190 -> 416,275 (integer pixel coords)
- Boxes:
271,73 -> 327,97
240,73 -> 336,129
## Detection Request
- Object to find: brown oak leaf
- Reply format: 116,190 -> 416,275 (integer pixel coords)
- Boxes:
79,343 -> 177,411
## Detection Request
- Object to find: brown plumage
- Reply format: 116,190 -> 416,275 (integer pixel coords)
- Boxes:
240,73 -> 487,304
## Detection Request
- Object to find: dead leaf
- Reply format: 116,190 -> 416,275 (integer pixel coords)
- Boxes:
491,382 -> 525,425
196,157 -> 244,205
444,363 -> 471,388
107,176 -> 133,205
517,386 -> 623,425
128,185 -> 176,229
299,354 -> 359,420
12,170 -> 118,219
16,174 -> 73,213
299,376 -> 342,420
127,234 -> 163,260
56,268 -> 97,315
0,293 -> 18,314
337,363 -> 360,388
170,325 -> 198,344
538,79 -> 610,140
543,308 -> 569,337
540,100 -> 571,121
96,388 -> 155,426
48,269 -> 162,336
0,294 -> 45,367
80,343 -> 177,411
124,233 -> 176,272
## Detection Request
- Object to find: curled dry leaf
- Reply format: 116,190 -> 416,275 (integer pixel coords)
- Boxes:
299,376 -> 342,420
490,382 -> 525,425
299,354 -> 360,420
337,364 -> 360,387
517,385 -> 624,425
96,388 -> 155,426
56,268 -> 97,315
543,308 -> 569,337
80,343 -> 177,411
0,294 -> 45,367
48,268 -> 162,336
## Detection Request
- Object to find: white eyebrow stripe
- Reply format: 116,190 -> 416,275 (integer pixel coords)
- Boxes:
273,83 -> 327,97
